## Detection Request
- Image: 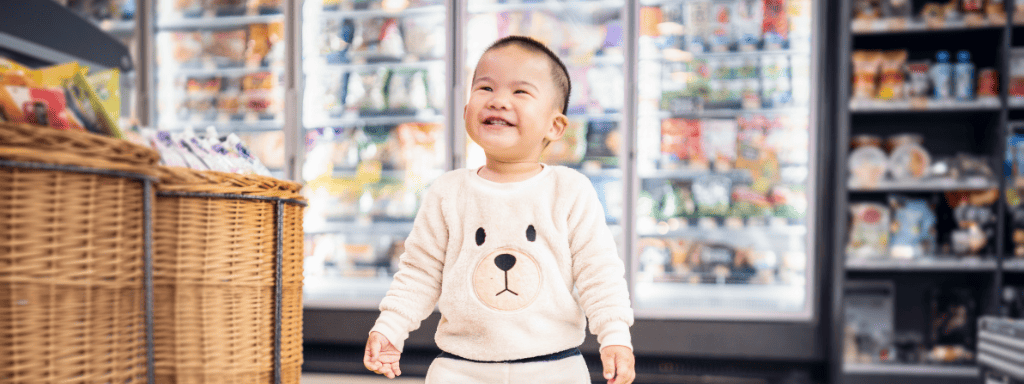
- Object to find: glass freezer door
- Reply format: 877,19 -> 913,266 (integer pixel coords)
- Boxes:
153,0 -> 289,179
459,0 -> 629,254
632,0 -> 816,320
300,0 -> 449,308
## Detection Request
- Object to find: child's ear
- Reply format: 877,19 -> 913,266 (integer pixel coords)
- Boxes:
546,113 -> 568,142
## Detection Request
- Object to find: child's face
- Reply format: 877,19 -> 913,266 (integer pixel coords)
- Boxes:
464,45 -> 567,164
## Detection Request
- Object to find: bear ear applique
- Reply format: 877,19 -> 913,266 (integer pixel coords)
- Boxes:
526,225 -> 536,242
476,227 -> 486,246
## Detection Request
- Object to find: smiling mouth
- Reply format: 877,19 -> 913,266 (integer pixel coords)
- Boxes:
483,117 -> 514,127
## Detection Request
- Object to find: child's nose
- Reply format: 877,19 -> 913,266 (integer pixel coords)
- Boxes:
486,92 -> 511,110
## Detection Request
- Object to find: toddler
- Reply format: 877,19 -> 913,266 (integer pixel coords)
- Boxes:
363,35 -> 635,384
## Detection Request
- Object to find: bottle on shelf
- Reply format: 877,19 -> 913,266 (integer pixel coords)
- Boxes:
930,50 -> 953,100
954,50 -> 975,101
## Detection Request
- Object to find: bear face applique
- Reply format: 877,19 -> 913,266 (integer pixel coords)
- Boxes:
471,225 -> 543,312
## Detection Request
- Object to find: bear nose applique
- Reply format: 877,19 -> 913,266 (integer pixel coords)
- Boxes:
494,254 -> 516,271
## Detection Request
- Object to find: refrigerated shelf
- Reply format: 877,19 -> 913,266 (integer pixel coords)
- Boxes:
639,168 -> 753,183
634,282 -> 807,318
468,0 -> 623,13
848,178 -> 999,192
639,224 -> 807,239
157,14 -> 284,30
164,120 -> 284,132
1005,259 -> 1024,272
851,19 -> 1003,35
691,49 -> 812,59
843,363 -> 979,378
321,5 -> 446,19
173,66 -> 282,78
846,257 -> 998,272
307,113 -> 444,129
849,98 -> 1002,112
324,60 -> 445,72
661,107 -> 810,119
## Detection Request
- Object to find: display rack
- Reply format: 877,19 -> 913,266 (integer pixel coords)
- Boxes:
831,1 -> 1024,383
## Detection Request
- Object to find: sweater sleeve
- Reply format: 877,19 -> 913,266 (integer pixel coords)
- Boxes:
567,177 -> 635,351
370,181 -> 448,352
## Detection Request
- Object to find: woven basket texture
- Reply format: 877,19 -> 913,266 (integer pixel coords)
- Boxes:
1,122 -> 157,383
154,167 -> 303,384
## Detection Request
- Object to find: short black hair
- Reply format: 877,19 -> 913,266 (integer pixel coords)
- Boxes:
479,35 -> 571,115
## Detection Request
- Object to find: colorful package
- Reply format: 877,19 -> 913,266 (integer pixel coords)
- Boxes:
763,0 -> 789,50
847,202 -> 891,259
661,118 -> 705,165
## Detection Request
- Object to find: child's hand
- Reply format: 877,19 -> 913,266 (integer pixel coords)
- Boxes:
600,345 -> 635,384
364,331 -> 402,379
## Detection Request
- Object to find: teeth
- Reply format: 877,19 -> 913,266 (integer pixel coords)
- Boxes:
486,119 -> 510,126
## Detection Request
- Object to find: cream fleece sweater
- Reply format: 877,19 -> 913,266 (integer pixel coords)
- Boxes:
370,165 -> 634,361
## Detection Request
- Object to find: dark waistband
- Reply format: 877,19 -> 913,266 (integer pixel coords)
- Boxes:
437,347 -> 581,364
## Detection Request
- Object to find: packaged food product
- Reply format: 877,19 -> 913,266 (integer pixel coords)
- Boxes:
347,69 -> 387,113
174,0 -> 204,17
851,134 -> 883,149
987,0 -> 1007,24
710,3 -> 734,52
977,68 -> 998,97
661,118 -> 705,165
852,50 -> 883,100
888,142 -> 931,180
853,0 -> 883,21
962,0 -> 986,25
386,70 -> 429,112
401,13 -> 446,59
393,122 -> 444,172
64,70 -> 120,137
928,287 -> 977,362
877,50 -> 908,100
730,185 -> 771,218
701,118 -> 738,170
379,19 -> 405,57
250,0 -> 283,14
171,32 -> 204,67
954,50 -> 975,101
762,0 -> 788,50
1015,0 -> 1024,23
242,72 -> 277,116
885,133 -> 923,153
888,195 -> 937,259
208,29 -> 247,67
847,202 -> 891,259
930,50 -> 953,100
692,175 -> 732,217
1011,49 -> 1024,98
208,0 -> 246,16
584,120 -> 621,166
849,146 -> 888,188
246,23 -> 271,65
735,0 -> 763,51
687,1 -> 711,53
906,61 -> 931,101
883,0 -> 912,26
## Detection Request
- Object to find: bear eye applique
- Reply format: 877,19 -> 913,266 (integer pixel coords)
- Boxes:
526,225 -> 536,242
476,227 -> 486,246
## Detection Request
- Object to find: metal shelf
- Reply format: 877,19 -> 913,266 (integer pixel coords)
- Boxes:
639,168 -> 753,182
639,224 -> 807,239
849,98 -> 1002,113
169,66 -> 282,78
660,107 -> 809,119
320,5 -> 446,19
323,60 -> 444,72
468,0 -> 624,13
848,178 -> 998,192
843,363 -> 980,378
163,120 -> 284,132
691,49 -> 811,59
305,112 -> 443,128
566,112 -> 622,121
851,19 -> 1003,35
1005,258 -> 1024,272
305,220 -> 415,236
846,257 -> 998,272
157,14 -> 284,30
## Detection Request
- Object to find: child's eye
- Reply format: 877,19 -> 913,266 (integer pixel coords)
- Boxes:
514,89 -> 528,94
478,86 -> 493,92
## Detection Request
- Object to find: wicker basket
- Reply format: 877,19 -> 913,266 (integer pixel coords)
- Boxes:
153,167 -> 304,384
0,122 -> 160,383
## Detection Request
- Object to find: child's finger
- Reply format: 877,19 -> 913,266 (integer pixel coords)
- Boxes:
393,361 -> 402,377
601,352 -> 616,381
379,363 -> 395,379
615,357 -> 633,384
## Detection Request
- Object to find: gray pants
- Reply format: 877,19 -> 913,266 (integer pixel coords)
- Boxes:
424,354 -> 591,384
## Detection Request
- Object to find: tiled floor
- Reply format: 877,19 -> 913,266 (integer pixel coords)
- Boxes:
302,372 -> 425,384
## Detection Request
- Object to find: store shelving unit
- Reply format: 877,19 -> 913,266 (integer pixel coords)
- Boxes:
831,2 -> 1024,384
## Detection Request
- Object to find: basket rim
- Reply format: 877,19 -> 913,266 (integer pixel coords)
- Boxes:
156,166 -> 304,201
0,122 -> 159,176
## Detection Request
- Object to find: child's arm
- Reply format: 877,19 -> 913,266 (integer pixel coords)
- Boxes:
364,182 -> 449,376
567,177 -> 635,383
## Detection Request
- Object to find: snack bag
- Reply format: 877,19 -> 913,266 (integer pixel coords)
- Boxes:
701,118 -> 738,171
208,29 -> 247,67
661,118 -> 705,166
64,70 -> 122,138
877,50 -> 908,100
247,23 -> 271,65
710,3 -> 734,52
170,32 -> 204,67
735,0 -> 763,51
763,0 -> 789,50
852,50 -> 883,99
687,1 -> 711,53
888,195 -> 937,259
847,202 -> 891,259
